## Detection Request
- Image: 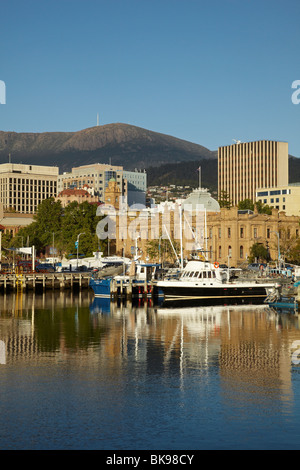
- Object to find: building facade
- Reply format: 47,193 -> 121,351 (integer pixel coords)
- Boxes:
58,164 -> 147,207
0,163 -> 58,214
112,206 -> 299,266
123,170 -> 147,206
256,183 -> 300,217
0,202 -> 34,237
218,141 -> 289,206
55,188 -> 100,208
58,163 -> 124,201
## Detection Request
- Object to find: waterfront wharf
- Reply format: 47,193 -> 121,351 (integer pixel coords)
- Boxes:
0,272 -> 91,293
110,278 -> 160,301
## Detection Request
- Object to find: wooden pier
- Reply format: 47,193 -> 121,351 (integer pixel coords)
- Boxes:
110,278 -> 158,301
0,272 -> 91,293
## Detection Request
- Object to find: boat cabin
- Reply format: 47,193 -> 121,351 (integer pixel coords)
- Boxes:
180,261 -> 226,282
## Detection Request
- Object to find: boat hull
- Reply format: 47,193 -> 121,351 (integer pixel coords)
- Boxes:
89,277 -> 111,298
156,283 -> 270,301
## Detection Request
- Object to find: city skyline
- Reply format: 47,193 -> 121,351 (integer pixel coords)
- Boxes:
1,0 -> 300,157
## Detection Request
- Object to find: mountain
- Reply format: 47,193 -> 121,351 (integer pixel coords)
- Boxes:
147,155 -> 300,192
0,123 -> 216,172
147,159 -> 218,191
1,123 -> 299,191
289,155 -> 300,183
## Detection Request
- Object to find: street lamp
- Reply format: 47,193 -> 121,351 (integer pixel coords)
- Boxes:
76,232 -> 85,269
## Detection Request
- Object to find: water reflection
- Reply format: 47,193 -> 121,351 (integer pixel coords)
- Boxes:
0,292 -> 300,449
1,292 -> 300,413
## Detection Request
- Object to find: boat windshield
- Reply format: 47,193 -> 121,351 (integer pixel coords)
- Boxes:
182,270 -> 216,279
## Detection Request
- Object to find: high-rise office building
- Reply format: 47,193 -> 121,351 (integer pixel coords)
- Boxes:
0,163 -> 58,214
58,163 -> 147,206
218,140 -> 289,206
58,163 -> 124,200
123,169 -> 147,206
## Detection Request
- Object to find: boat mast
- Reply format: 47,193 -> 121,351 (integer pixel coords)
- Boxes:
179,204 -> 184,270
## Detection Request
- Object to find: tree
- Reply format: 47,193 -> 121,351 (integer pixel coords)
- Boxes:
249,242 -> 270,263
15,198 -> 63,253
146,238 -> 180,263
255,200 -> 272,215
218,191 -> 232,209
61,201 -> 105,257
288,239 -> 300,264
238,199 -> 254,211
13,199 -> 106,257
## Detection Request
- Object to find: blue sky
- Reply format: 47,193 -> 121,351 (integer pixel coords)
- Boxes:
1,0 -> 300,156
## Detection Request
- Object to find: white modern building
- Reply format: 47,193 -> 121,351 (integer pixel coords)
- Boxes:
256,183 -> 300,216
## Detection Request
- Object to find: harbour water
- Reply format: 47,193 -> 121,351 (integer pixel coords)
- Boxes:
1,291 -> 300,450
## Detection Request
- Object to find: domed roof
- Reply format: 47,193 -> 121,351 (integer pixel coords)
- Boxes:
182,188 -> 220,212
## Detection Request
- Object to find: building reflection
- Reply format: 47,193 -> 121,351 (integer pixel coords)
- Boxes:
1,292 -> 300,407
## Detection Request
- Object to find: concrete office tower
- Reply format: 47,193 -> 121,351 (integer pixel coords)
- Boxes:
218,140 -> 289,206
0,163 -> 58,214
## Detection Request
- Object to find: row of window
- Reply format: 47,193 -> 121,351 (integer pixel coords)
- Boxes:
257,189 -> 290,197
182,270 -> 217,279
209,227 -> 299,240
217,246 -> 245,259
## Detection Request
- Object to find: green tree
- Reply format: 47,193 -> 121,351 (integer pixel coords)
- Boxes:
15,198 -> 63,253
238,199 -> 254,211
288,239 -> 300,264
13,199 -> 106,257
249,242 -> 270,263
61,201 -> 105,257
255,200 -> 273,215
146,238 -> 180,263
218,191 -> 232,209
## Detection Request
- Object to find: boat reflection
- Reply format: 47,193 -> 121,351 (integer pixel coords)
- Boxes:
89,296 -> 111,315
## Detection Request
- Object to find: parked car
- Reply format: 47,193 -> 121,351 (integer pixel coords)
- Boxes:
35,263 -> 55,273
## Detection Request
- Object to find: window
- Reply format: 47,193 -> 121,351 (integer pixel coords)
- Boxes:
228,227 -> 231,238
254,228 -> 257,238
270,190 -> 280,195
267,228 -> 270,238
240,246 -> 244,259
240,227 -> 244,238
